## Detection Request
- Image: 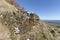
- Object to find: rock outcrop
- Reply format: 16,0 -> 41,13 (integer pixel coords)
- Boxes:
0,0 -> 60,40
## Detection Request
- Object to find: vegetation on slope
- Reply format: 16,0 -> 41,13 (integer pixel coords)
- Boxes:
0,0 -> 60,40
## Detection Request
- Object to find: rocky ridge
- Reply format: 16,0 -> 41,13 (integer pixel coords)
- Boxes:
0,0 -> 60,40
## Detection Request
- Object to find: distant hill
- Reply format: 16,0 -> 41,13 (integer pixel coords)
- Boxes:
43,20 -> 60,24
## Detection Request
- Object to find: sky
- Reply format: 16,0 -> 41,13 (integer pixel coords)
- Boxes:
15,0 -> 60,20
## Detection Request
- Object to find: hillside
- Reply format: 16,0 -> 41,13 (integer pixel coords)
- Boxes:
0,0 -> 60,40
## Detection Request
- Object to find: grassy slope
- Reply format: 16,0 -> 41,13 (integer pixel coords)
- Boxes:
0,22 -> 11,40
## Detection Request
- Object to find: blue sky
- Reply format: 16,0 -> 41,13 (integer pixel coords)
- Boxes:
15,0 -> 60,20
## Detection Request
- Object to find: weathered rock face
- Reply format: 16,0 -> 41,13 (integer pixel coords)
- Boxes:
0,0 -> 60,40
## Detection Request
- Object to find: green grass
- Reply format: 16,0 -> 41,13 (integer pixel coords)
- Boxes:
47,22 -> 60,28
